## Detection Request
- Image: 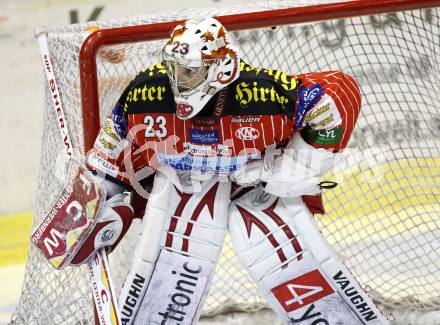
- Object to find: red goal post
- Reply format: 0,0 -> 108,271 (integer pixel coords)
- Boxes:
80,0 -> 440,151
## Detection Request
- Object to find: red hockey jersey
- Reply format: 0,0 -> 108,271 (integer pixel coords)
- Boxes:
87,62 -> 361,210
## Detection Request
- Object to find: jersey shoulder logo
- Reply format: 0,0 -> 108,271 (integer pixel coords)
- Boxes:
295,83 -> 325,129
111,103 -> 128,139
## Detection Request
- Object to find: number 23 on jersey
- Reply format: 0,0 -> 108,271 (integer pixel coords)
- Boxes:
144,115 -> 167,137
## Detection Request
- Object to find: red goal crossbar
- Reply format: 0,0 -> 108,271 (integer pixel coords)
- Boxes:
79,0 -> 440,151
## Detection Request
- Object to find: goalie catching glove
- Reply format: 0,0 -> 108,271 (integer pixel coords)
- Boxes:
231,134 -> 340,197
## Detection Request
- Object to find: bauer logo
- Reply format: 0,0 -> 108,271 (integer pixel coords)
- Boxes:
230,117 -> 261,123
189,129 -> 219,144
235,127 -> 260,141
271,269 -> 334,312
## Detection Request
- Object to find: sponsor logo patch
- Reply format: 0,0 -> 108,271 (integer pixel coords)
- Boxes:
189,129 -> 219,145
304,102 -> 331,123
272,269 -> 334,312
235,127 -> 260,141
240,62 -> 299,91
98,137 -> 116,150
183,142 -> 229,156
157,152 -> 259,175
301,127 -> 344,146
177,102 -> 193,118
103,119 -> 120,142
111,103 -> 128,139
295,84 -> 325,129
304,94 -> 342,130
157,262 -> 203,324
235,82 -> 290,109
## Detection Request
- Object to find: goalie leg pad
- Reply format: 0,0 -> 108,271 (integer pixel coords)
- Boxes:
228,187 -> 388,325
133,249 -> 216,325
119,173 -> 230,325
118,172 -> 176,324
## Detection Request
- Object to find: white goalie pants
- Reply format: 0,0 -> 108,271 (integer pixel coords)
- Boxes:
121,173 -> 387,325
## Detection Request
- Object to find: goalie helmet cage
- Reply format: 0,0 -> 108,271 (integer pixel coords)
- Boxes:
12,0 -> 440,324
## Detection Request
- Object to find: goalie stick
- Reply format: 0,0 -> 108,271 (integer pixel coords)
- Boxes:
35,29 -> 121,325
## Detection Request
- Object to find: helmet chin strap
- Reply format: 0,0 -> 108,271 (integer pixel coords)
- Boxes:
204,84 -> 218,95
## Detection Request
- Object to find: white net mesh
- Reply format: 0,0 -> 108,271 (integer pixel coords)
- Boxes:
11,1 -> 440,324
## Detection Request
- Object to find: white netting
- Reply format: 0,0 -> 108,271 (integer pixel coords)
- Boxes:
11,1 -> 440,324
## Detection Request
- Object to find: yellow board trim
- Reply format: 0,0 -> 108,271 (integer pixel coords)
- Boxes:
322,157 -> 440,219
0,212 -> 33,266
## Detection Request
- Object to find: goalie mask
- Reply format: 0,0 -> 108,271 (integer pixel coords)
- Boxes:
162,17 -> 240,119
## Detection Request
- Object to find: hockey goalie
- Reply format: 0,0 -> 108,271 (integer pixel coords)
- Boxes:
43,17 -> 389,324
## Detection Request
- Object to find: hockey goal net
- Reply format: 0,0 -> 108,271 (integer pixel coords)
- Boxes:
11,0 -> 440,324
